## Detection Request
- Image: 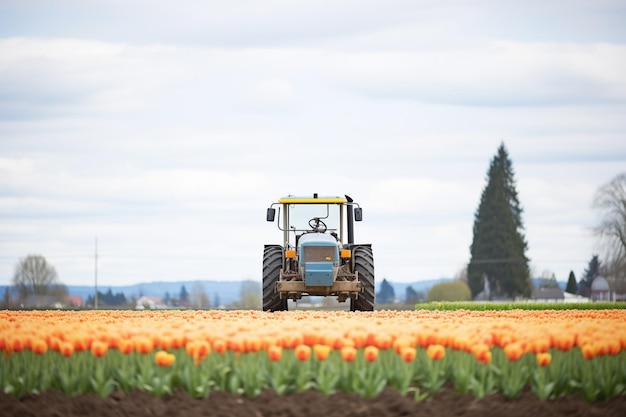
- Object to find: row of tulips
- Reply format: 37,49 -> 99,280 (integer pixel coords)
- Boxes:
1,309 -> 626,401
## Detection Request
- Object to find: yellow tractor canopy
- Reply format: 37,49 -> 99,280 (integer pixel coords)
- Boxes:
278,195 -> 347,204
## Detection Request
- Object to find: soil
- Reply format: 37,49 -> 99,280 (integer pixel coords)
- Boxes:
2,387 -> 625,417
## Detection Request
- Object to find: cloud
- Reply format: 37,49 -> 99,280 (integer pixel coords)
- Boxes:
3,37 -> 625,125
368,177 -> 481,215
239,78 -> 298,111
331,41 -> 626,106
0,38 -> 197,119
1,1 -> 625,287
2,166 -> 268,209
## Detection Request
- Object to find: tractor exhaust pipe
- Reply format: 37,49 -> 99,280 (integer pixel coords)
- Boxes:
345,195 -> 354,244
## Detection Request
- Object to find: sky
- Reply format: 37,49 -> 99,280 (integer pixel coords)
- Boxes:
1,0 -> 625,288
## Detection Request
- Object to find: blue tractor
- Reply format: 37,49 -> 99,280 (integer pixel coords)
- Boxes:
264,194 -> 374,311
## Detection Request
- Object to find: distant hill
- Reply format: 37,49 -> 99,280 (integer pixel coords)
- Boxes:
67,280 -> 244,307
1,278 -> 453,306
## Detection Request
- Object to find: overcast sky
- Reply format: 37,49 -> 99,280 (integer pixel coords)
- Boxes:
1,0 -> 625,288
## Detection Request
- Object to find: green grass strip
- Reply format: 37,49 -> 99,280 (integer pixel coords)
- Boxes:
414,301 -> 626,311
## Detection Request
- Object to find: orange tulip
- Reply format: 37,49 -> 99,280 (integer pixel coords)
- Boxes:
478,350 -> 492,365
9,337 -> 23,353
159,336 -> 173,351
553,333 -> 575,352
364,345 -> 379,362
31,338 -> 48,355
118,339 -> 134,355
171,334 -> 185,349
530,337 -> 551,354
212,339 -> 227,354
339,338 -> 356,349
581,344 -> 596,360
607,340 -> 621,356
340,346 -> 357,362
303,331 -> 321,346
49,336 -> 62,352
400,346 -> 417,363
134,336 -> 154,354
313,344 -> 331,361
294,344 -> 311,361
282,334 -> 304,349
90,340 -> 108,358
267,345 -> 283,362
426,344 -> 445,361
246,336 -> 262,353
72,335 -> 89,352
374,333 -> 393,350
536,352 -> 551,367
393,338 -> 412,354
504,343 -> 524,362
155,350 -> 175,367
472,344 -> 491,365
350,331 -> 367,349
60,342 -> 75,357
594,341 -> 608,357
186,341 -> 211,365
229,337 -> 247,353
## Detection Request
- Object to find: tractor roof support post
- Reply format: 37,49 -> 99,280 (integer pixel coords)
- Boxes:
282,203 -> 290,248
345,195 -> 354,244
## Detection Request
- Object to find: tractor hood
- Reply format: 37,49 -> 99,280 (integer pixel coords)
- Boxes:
298,233 -> 339,265
298,233 -> 338,286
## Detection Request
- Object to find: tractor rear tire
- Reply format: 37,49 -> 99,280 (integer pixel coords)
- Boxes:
263,245 -> 288,312
351,245 -> 375,311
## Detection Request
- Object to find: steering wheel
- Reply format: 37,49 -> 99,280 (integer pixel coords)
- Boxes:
308,217 -> 327,233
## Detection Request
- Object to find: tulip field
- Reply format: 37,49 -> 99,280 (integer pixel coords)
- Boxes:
2,308 -> 626,407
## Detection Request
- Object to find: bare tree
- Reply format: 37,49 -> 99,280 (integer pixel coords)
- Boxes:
236,280 -> 262,309
455,265 -> 468,283
537,270 -> 558,289
190,281 -> 210,308
593,173 -> 626,293
13,254 -> 67,302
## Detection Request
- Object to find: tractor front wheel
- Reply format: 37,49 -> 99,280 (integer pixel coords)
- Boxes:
350,245 -> 375,311
263,245 -> 288,312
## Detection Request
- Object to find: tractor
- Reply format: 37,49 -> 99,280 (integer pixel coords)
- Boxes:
263,194 -> 375,311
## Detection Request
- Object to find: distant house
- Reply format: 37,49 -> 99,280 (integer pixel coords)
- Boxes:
563,292 -> 590,302
591,276 -> 611,301
532,287 -> 564,302
67,295 -> 83,308
135,296 -> 163,309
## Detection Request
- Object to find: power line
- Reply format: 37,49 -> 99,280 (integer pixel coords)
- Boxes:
469,258 -> 526,264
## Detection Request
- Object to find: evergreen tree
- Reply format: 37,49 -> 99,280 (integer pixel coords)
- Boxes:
565,271 -> 578,294
376,278 -> 395,304
578,255 -> 601,297
86,289 -> 127,307
179,285 -> 189,303
104,288 -> 114,304
404,286 -> 421,304
468,143 -> 532,299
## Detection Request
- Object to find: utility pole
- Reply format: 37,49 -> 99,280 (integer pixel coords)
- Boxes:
95,237 -> 98,309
